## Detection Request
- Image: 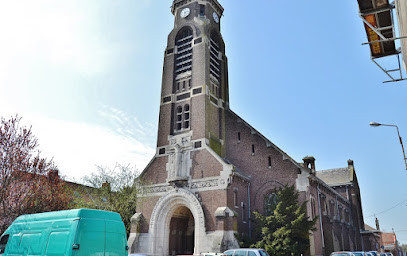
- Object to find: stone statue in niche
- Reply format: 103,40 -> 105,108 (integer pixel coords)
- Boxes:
167,134 -> 193,183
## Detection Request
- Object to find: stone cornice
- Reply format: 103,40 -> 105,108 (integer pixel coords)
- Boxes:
140,175 -> 229,196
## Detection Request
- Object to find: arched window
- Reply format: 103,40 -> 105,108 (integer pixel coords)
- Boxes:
322,198 -> 328,215
310,196 -> 317,219
329,200 -> 336,217
175,27 -> 193,76
233,189 -> 238,208
175,104 -> 191,132
264,192 -> 278,216
344,210 -> 350,223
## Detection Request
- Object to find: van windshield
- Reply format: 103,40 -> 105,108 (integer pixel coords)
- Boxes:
259,250 -> 270,256
0,235 -> 9,254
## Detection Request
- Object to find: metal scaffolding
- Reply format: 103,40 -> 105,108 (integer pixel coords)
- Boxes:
357,0 -> 407,83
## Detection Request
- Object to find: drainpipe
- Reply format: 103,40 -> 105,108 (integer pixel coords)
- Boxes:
317,184 -> 325,249
248,181 -> 252,240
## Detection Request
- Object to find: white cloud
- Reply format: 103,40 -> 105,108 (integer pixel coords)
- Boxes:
0,110 -> 155,181
35,118 -> 155,180
97,105 -> 156,145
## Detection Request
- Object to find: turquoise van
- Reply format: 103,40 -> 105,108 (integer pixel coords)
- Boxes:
0,209 -> 128,256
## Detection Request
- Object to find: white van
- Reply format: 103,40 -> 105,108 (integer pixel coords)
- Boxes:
224,249 -> 270,256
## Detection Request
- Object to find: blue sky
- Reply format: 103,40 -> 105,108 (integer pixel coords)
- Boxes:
1,0 -> 407,244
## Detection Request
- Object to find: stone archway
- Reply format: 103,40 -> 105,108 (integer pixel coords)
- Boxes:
252,180 -> 284,211
149,188 -> 206,255
168,206 -> 194,255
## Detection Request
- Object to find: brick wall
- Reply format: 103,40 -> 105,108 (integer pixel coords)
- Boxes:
141,156 -> 168,184
190,149 -> 223,179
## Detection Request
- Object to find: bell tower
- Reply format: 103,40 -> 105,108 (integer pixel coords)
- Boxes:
157,0 -> 228,170
131,1 -> 241,254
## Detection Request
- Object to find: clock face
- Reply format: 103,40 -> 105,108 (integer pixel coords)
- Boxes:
213,12 -> 219,23
180,8 -> 190,18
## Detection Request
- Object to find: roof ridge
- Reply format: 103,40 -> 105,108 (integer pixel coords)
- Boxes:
318,167 -> 348,172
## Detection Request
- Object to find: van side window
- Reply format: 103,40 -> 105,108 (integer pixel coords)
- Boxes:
248,252 -> 256,256
0,235 -> 9,254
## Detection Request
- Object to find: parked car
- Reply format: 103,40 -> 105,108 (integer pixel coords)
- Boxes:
0,209 -> 128,256
385,253 -> 394,256
224,249 -> 270,256
369,251 -> 380,256
330,252 -> 355,256
352,252 -> 374,256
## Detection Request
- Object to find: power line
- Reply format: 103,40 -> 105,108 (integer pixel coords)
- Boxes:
366,199 -> 407,218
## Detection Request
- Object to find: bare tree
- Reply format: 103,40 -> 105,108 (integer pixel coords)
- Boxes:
76,163 -> 140,236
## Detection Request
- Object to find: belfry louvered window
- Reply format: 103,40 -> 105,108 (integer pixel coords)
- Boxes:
210,33 -> 221,81
175,28 -> 193,75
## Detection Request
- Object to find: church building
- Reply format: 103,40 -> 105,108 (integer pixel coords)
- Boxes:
128,0 -> 366,255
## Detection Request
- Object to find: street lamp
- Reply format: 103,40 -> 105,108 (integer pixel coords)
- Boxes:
369,122 -> 407,170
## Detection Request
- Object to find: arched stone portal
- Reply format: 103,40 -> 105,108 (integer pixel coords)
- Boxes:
169,206 -> 194,255
149,188 -> 206,255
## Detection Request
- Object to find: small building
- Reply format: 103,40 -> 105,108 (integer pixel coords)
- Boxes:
382,232 -> 403,256
316,161 -> 366,253
361,223 -> 383,252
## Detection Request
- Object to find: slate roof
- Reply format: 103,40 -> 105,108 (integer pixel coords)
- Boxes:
364,224 -> 379,232
315,167 -> 353,186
